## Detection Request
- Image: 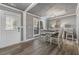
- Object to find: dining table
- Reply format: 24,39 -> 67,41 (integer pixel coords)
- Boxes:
40,28 -> 60,41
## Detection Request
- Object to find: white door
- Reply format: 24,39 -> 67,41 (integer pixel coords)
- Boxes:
0,10 -> 21,48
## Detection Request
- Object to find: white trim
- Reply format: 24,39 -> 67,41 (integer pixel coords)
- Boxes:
20,36 -> 39,43
4,10 -> 21,15
25,3 -> 38,11
39,19 -> 41,35
0,3 -> 23,12
41,13 -> 76,20
27,12 -> 41,18
33,34 -> 40,37
76,3 -> 78,15
33,17 -> 40,37
50,13 -> 76,19
23,11 -> 27,41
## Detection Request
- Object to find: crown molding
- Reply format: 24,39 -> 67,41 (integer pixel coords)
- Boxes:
25,3 -> 38,11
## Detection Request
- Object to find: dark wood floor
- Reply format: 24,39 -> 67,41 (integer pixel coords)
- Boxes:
0,37 -> 78,55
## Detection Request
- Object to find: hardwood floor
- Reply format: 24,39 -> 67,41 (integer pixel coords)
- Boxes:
0,37 -> 78,55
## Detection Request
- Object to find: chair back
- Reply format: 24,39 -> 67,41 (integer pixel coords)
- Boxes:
64,24 -> 74,33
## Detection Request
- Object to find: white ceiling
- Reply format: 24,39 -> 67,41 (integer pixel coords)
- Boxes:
2,3 -> 77,17
28,3 -> 77,17
2,3 -> 31,11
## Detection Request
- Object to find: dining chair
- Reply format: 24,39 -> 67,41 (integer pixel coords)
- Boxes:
62,26 -> 78,54
40,29 -> 47,42
49,28 -> 63,48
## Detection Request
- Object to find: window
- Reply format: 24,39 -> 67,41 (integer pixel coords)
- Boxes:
5,15 -> 16,30
33,17 -> 39,35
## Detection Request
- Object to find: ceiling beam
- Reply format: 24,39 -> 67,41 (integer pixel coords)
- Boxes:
41,13 -> 76,20
25,3 -> 38,11
48,13 -> 76,20
27,12 -> 41,18
0,3 -> 23,12
53,13 -> 76,19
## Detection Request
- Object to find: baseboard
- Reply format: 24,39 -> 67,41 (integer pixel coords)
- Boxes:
20,36 -> 39,44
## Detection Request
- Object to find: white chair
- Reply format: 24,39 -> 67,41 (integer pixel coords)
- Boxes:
49,28 -> 63,48
63,26 -> 74,44
66,28 -> 74,41
40,29 -> 47,42
62,25 -> 78,54
40,34 -> 47,42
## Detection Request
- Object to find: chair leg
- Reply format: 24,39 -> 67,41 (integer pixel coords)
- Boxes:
72,34 -> 74,44
44,36 -> 46,42
50,37 -> 52,45
41,36 -> 44,41
40,36 -> 46,42
57,38 -> 61,48
66,33 -> 67,40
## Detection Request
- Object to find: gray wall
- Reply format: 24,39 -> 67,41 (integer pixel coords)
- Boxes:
0,5 -> 23,41
47,15 -> 76,30
47,15 -> 76,37
26,13 -> 33,39
60,15 -> 76,29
